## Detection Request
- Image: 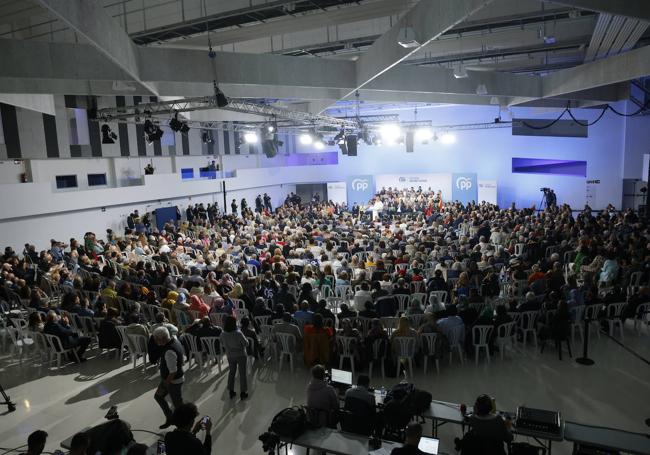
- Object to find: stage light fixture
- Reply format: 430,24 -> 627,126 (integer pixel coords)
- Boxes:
144,119 -> 163,143
440,132 -> 456,145
101,124 -> 117,144
266,124 -> 275,133
314,140 -> 325,150
379,123 -> 401,145
169,113 -> 183,132
244,131 -> 259,144
299,133 -> 313,145
415,127 -> 434,143
202,130 -> 213,144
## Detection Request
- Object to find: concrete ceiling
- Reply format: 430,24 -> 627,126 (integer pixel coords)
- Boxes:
0,0 -> 648,112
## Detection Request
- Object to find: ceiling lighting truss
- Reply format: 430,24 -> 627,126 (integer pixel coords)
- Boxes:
94,95 -> 357,128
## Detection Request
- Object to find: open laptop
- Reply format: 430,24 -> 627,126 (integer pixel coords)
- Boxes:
329,368 -> 353,394
418,437 -> 440,455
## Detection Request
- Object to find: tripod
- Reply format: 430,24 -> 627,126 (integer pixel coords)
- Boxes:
538,192 -> 548,212
0,383 -> 16,413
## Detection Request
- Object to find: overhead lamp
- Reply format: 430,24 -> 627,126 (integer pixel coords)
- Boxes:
397,26 -> 421,48
453,64 -> 468,79
379,123 -> 401,145
314,140 -> 325,150
415,127 -> 434,143
101,124 -> 117,144
213,81 -> 229,108
299,133 -> 313,145
266,124 -> 275,133
476,84 -> 488,95
243,131 -> 259,144
440,132 -> 456,145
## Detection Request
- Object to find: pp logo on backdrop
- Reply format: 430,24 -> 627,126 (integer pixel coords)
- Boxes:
456,177 -> 473,191
351,178 -> 369,191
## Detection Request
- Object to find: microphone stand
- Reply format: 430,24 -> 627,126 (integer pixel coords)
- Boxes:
575,317 -> 595,366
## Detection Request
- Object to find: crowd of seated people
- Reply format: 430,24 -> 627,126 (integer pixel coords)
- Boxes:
1,188 -> 649,374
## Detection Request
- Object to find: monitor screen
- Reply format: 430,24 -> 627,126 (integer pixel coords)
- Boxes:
418,437 -> 439,454
330,368 -> 352,385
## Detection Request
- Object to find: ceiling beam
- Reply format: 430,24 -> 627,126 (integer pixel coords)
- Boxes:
37,0 -> 158,95
342,0 -> 495,101
542,44 -> 650,99
159,0 -> 405,50
545,0 -> 650,22
0,37 -> 630,106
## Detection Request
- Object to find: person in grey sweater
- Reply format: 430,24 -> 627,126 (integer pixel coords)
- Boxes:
220,316 -> 249,400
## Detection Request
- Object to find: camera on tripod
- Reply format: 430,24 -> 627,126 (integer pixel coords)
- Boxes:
540,187 -> 551,193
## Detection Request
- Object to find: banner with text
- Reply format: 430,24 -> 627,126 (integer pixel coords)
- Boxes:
346,175 -> 375,209
477,180 -> 497,205
327,181 -> 347,205
375,174 -> 452,198
451,173 -> 478,205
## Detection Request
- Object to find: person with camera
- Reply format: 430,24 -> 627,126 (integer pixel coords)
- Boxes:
164,403 -> 212,455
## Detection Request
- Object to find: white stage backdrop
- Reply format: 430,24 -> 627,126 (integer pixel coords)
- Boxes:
327,181 -> 347,205
478,180 -> 497,204
375,174 -> 452,198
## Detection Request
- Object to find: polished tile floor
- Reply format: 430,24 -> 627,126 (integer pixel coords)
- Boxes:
1,324 -> 649,455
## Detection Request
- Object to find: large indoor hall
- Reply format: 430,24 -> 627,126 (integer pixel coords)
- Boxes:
1,1 -> 650,455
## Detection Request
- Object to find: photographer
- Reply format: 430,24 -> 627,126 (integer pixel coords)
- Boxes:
164,403 -> 212,455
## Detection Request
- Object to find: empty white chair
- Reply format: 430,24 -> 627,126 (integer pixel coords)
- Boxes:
495,322 -> 517,360
276,332 -> 296,373
7,326 -> 34,364
44,333 -> 78,368
326,297 -> 344,314
634,302 -> 650,334
605,302 -> 626,339
570,305 -> 586,342
447,324 -> 464,365
337,336 -> 357,376
420,332 -> 440,374
115,325 -> 132,360
472,325 -> 493,365
583,304 -> 601,339
183,333 -> 203,369
201,336 -> 223,372
393,337 -> 416,378
519,311 -> 538,348
127,334 -> 149,370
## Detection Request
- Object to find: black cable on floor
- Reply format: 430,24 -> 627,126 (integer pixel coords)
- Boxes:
602,330 -> 650,366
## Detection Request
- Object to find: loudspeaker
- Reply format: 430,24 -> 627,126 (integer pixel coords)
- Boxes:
262,139 -> 278,158
405,130 -> 414,153
346,135 -> 357,156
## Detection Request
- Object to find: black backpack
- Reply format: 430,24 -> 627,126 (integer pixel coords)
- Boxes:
384,383 -> 433,422
270,406 -> 308,440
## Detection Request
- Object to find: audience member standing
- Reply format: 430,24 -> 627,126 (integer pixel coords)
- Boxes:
220,316 -> 249,399
153,327 -> 185,429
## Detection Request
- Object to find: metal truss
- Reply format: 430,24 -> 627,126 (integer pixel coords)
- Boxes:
95,95 -> 358,128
